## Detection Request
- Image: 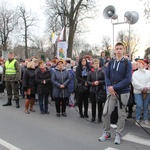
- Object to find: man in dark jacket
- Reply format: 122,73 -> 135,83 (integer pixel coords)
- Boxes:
99,42 -> 132,145
99,51 -> 106,68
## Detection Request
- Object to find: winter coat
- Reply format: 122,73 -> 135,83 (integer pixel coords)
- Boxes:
132,69 -> 150,94
51,67 -> 71,98
23,68 -> 36,94
35,68 -> 51,95
87,68 -> 105,93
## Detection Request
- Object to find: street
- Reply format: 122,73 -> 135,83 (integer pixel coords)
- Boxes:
0,94 -> 150,150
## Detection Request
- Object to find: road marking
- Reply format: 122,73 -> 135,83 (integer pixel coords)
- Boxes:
0,139 -> 21,150
105,147 -> 119,150
122,132 -> 150,146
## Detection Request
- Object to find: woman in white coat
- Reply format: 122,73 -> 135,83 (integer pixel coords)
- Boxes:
132,60 -> 150,126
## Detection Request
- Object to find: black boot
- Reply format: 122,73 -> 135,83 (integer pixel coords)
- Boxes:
3,99 -> 12,106
15,99 -> 20,108
91,117 -> 95,122
84,112 -> 89,118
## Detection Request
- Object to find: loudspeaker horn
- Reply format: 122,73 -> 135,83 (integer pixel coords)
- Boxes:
103,5 -> 118,20
124,11 -> 139,24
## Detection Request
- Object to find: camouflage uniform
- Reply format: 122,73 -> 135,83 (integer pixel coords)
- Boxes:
3,58 -> 21,108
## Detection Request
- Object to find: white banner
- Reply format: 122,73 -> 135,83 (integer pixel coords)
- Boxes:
57,41 -> 68,59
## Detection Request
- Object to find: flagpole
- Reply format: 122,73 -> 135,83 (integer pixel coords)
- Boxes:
61,0 -> 66,41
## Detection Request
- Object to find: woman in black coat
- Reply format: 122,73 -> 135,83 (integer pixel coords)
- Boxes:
76,57 -> 91,118
51,59 -> 71,117
87,59 -> 105,123
36,60 -> 51,114
23,61 -> 36,114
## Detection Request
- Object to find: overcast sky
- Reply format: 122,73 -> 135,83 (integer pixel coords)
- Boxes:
0,0 -> 149,58
84,0 -> 148,58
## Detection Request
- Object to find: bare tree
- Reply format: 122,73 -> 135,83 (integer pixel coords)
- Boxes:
44,0 -> 97,58
17,6 -> 38,58
101,36 -> 111,56
0,3 -> 18,52
117,29 -> 140,61
144,47 -> 150,59
141,0 -> 150,23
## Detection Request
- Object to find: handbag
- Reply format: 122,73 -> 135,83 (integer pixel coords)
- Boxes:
96,85 -> 106,102
77,83 -> 88,93
96,91 -> 106,102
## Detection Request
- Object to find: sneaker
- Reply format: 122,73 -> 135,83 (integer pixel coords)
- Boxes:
110,124 -> 117,129
98,131 -> 111,142
114,132 -> 121,145
135,120 -> 140,126
144,120 -> 150,126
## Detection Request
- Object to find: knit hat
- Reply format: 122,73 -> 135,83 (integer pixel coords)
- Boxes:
143,59 -> 149,65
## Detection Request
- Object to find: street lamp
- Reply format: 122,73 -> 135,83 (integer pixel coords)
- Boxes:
103,5 -> 139,59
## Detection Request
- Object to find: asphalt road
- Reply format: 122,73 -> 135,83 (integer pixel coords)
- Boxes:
0,94 -> 150,150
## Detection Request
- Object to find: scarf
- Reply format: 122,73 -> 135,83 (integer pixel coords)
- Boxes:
82,67 -> 87,77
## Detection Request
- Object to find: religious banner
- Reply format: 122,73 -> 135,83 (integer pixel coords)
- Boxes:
57,41 -> 68,59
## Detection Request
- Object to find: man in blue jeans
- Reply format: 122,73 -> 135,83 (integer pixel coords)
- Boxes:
99,42 -> 132,145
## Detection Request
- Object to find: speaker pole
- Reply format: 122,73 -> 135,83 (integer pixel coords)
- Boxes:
112,22 -> 115,58
128,23 -> 131,60
103,5 -> 139,60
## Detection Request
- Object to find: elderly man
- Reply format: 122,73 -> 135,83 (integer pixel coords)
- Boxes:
3,51 -> 21,108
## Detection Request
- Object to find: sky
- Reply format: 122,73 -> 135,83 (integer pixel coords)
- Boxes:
0,0 -> 149,58
84,0 -> 149,58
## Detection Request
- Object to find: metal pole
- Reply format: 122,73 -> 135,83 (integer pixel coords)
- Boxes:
112,23 -> 115,58
128,23 -> 131,60
61,0 -> 66,41
111,21 -> 130,58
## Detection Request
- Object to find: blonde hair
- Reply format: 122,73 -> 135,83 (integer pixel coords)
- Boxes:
27,61 -> 34,68
92,59 -> 99,64
32,58 -> 39,64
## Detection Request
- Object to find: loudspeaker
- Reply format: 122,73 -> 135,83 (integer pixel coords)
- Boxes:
124,11 -> 139,24
103,5 -> 118,20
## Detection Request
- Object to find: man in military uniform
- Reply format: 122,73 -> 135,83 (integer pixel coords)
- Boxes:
3,51 -> 20,108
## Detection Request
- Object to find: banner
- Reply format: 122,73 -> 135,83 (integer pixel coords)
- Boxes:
58,27 -> 65,41
57,41 -> 68,59
52,32 -> 58,44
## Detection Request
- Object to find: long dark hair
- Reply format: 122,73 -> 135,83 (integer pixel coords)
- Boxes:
78,57 -> 90,70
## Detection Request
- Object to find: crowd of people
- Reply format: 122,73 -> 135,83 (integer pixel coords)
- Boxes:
0,42 -> 150,145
